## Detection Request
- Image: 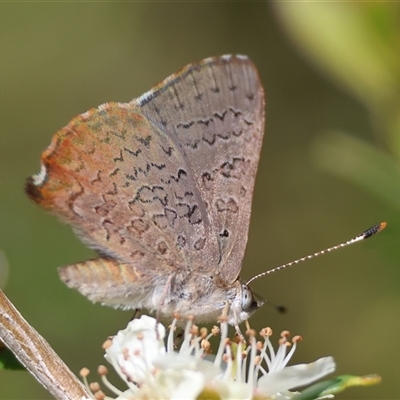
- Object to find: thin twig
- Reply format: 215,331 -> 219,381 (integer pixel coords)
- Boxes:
0,290 -> 90,399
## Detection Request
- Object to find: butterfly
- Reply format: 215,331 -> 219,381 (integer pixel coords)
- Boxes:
26,55 -> 265,332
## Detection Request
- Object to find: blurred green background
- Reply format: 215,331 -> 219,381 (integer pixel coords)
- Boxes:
1,3 -> 399,399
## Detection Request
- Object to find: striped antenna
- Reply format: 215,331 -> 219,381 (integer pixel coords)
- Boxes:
246,222 -> 387,285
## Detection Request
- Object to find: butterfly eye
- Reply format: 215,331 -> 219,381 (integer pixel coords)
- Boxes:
241,284 -> 254,310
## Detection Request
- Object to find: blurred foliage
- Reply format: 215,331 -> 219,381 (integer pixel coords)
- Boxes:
0,343 -> 24,371
275,3 -> 400,205
0,251 -> 9,289
1,3 -> 399,399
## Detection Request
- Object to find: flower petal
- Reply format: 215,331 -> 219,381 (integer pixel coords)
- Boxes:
212,380 -> 253,400
258,357 -> 336,396
105,315 -> 166,383
157,369 -> 205,400
154,352 -> 221,380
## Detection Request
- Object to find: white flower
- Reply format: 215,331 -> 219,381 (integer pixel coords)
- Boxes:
252,330 -> 336,398
81,316 -> 336,400
104,315 -> 166,384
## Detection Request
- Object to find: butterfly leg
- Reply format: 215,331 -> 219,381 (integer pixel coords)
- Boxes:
234,319 -> 250,343
245,319 -> 251,331
130,308 -> 141,321
155,274 -> 174,339
234,325 -> 245,341
173,328 -> 184,349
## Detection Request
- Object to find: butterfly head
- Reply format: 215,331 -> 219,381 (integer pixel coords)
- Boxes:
227,282 -> 265,326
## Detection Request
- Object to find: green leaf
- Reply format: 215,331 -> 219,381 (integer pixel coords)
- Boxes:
293,374 -> 381,400
0,343 -> 25,370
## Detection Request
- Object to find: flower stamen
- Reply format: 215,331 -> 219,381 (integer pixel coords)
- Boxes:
80,315 -> 344,400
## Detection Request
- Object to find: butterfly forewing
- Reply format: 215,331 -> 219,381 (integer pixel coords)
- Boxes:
26,102 -> 214,273
26,55 -> 265,310
137,55 -> 265,283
